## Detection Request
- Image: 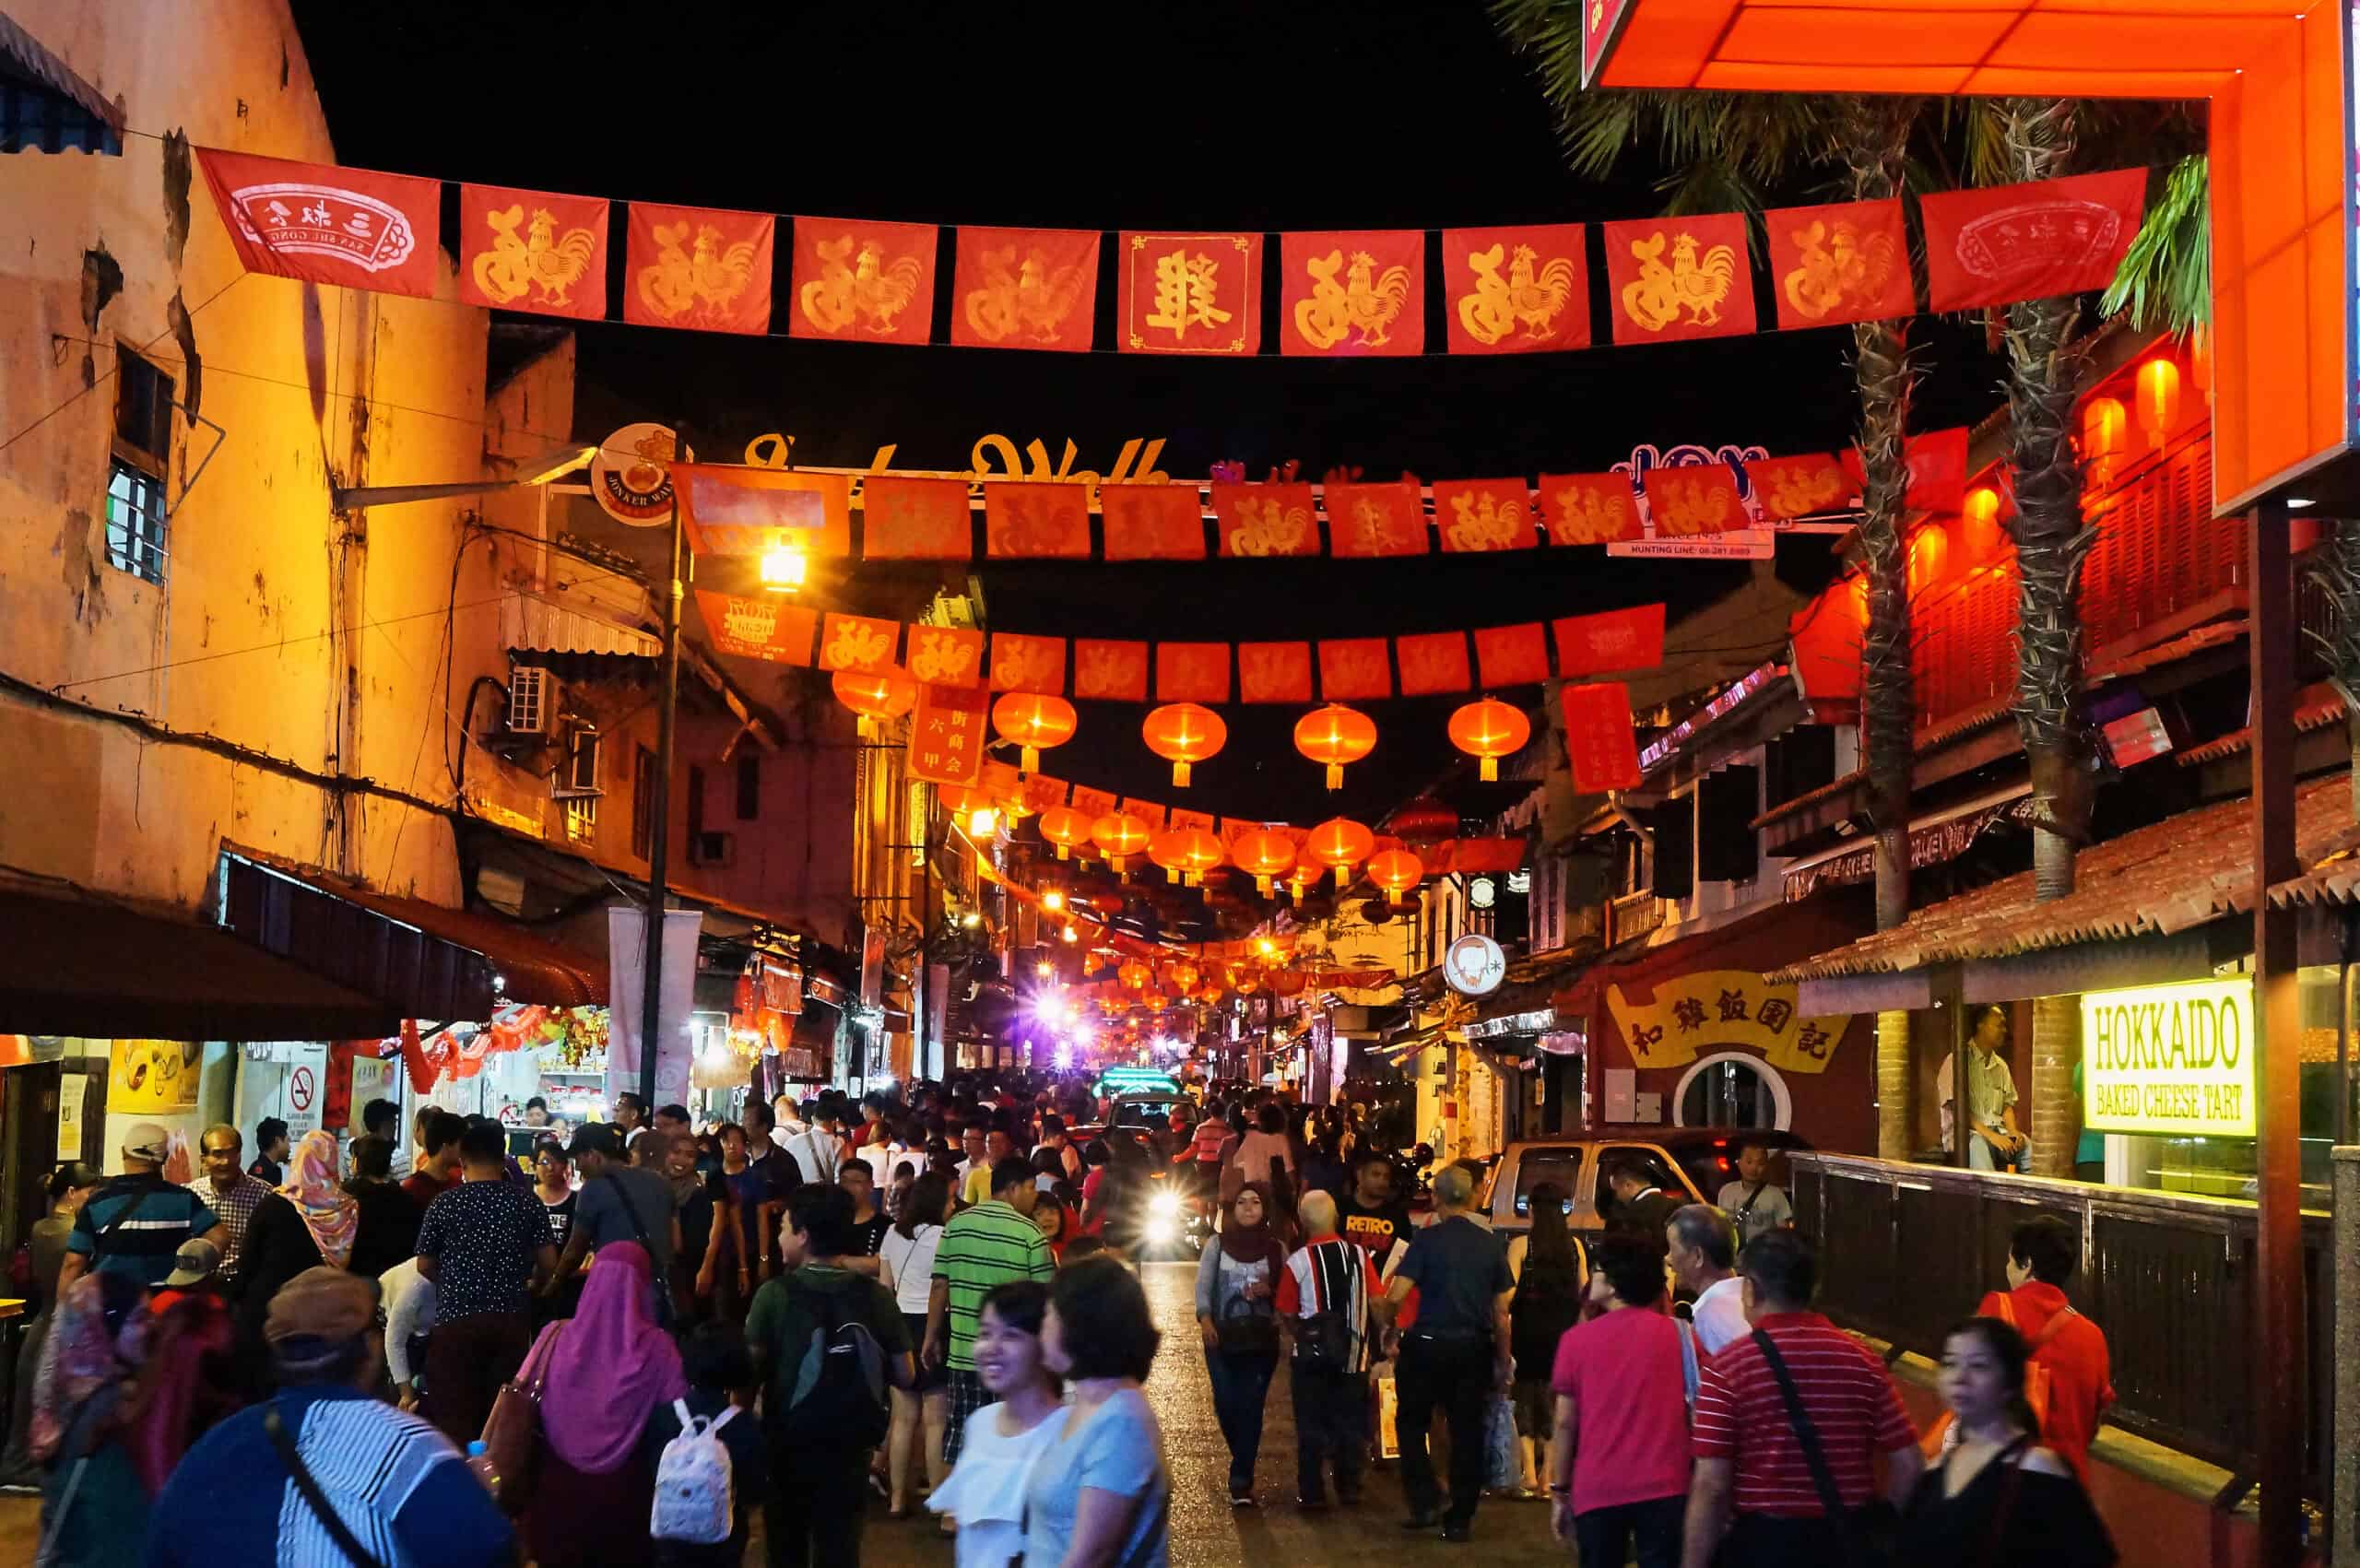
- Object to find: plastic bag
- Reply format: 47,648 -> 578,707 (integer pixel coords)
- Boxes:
1484,1393 -> 1518,1491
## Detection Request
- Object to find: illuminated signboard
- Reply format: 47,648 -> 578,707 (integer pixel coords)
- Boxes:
1094,1067 -> 1179,1097
2081,976 -> 2255,1138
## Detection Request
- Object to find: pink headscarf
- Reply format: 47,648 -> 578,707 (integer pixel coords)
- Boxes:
536,1243 -> 684,1474
278,1129 -> 359,1269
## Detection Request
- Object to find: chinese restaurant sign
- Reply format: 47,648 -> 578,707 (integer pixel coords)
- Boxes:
907,682 -> 989,787
2081,977 -> 2255,1138
1607,969 -> 1846,1075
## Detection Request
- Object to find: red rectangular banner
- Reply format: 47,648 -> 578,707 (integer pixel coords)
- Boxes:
1540,473 -> 1643,546
991,634 -> 1066,695
1169,808 -> 1215,832
1433,478 -> 1537,552
1642,465 -> 1749,536
1325,481 -> 1427,558
1765,199 -> 1913,330
678,466 -> 851,557
819,613 -> 899,672
1156,643 -> 1231,703
1919,169 -> 2146,313
908,682 -> 990,788
1069,784 -> 1118,819
985,482 -> 1092,559
1395,631 -> 1472,696
905,625 -> 985,688
1212,483 -> 1320,558
1122,799 -> 1170,830
952,227 -> 1100,351
1842,426 -> 1967,513
1440,224 -> 1590,354
696,593 -> 816,666
1074,640 -> 1150,701
861,476 -> 972,560
1474,623 -> 1550,688
1563,682 -> 1643,792
1101,485 -> 1206,560
1603,213 -> 1755,345
1317,639 -> 1393,701
1280,231 -> 1424,357
1553,604 -> 1665,678
197,148 -> 440,299
1238,643 -> 1314,703
1118,232 -> 1260,355
625,203 -> 775,335
788,217 -> 938,343
1748,454 -> 1852,521
458,183 -> 608,319
1023,772 -> 1071,814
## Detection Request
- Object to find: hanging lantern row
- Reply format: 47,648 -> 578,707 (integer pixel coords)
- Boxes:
832,667 -> 917,738
1141,702 -> 1226,787
992,692 -> 1078,772
1446,698 -> 1530,782
1293,703 -> 1377,791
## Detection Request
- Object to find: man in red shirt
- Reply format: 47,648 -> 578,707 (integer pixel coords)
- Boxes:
401,1110 -> 465,1208
1976,1214 -> 2114,1483
1551,1233 -> 1695,1568
1683,1231 -> 1922,1568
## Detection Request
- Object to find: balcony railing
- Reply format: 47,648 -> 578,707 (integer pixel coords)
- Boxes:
1606,890 -> 1661,947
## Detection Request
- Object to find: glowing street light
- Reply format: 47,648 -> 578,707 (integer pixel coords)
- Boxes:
968,806 -> 1000,838
758,538 -> 808,592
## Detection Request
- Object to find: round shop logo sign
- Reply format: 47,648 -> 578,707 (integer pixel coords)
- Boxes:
1445,933 -> 1506,997
590,422 -> 690,527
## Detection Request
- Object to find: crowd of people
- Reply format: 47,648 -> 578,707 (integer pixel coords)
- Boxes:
0,1070 -> 2125,1568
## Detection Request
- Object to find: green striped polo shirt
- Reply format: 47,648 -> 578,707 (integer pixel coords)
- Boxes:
932,1199 -> 1055,1370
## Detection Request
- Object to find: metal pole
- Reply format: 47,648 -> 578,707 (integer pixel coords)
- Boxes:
2249,495 -> 2304,1568
918,807 -> 932,1084
639,421 -> 689,1113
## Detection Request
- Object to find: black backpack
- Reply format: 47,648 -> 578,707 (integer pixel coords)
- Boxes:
781,1281 -> 890,1447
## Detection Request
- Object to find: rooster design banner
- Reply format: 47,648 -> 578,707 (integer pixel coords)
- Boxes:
459,183 -> 608,319
952,227 -> 1100,351
1765,199 -> 1912,331
1280,231 -> 1424,357
1442,224 -> 1590,354
626,203 -> 774,335
790,217 -> 937,343
1605,213 -> 1756,345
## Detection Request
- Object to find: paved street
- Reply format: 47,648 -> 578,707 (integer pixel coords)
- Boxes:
0,1261 -> 1572,1567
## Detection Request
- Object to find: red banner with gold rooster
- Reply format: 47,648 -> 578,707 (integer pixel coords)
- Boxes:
625,203 -> 774,335
1117,232 -> 1260,355
1602,213 -> 1755,345
788,217 -> 937,344
951,227 -> 1100,351
1441,224 -> 1590,354
1280,230 -> 1424,357
1765,200 -> 1912,330
459,183 -> 608,320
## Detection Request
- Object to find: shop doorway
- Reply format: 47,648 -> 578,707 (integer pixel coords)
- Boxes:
1673,1051 -> 1789,1130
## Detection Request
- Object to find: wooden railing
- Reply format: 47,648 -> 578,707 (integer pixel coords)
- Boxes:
1606,890 -> 1661,947
1788,1152 -> 2330,1499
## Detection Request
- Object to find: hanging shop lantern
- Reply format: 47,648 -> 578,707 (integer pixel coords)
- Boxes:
1148,829 -> 1194,885
2082,396 -> 2127,486
1119,959 -> 1151,991
1907,523 -> 1950,595
1366,847 -> 1425,905
1305,817 -> 1375,887
1141,702 -> 1227,788
991,692 -> 1078,773
1175,828 -> 1225,886
1446,699 -> 1531,783
1960,486 -> 2003,560
1092,811 -> 1151,872
2135,357 -> 2182,446
1294,703 -> 1377,791
832,667 -> 917,738
1040,806 -> 1093,861
1230,829 -> 1297,894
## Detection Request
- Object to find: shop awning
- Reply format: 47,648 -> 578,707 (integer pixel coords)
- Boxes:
500,591 -> 661,658
1778,784 -> 2036,903
219,850 -> 608,1019
0,878 -> 396,1041
0,12 -> 124,154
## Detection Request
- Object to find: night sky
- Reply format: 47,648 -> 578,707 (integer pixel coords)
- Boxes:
292,1 -> 2008,825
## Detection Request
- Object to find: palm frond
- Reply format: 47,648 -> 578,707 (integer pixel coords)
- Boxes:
2101,155 -> 2210,333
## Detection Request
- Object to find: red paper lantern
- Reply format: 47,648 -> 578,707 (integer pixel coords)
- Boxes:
1304,818 -> 1375,886
1040,806 -> 1093,861
1366,847 -> 1425,905
1091,811 -> 1151,871
1148,829 -> 1195,885
832,667 -> 917,738
1141,702 -> 1227,788
1446,698 -> 1530,782
991,692 -> 1078,772
1231,829 -> 1298,894
2136,356 -> 2181,445
1119,959 -> 1151,990
1294,703 -> 1376,791
1176,829 -> 1224,885
1961,486 -> 2003,560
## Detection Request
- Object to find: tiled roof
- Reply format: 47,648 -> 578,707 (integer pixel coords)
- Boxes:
1771,772 -> 2360,981
2174,685 -> 2345,767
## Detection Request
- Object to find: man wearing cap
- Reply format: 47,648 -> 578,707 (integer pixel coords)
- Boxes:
56,1123 -> 224,1293
145,1267 -> 515,1566
151,1237 -> 225,1313
188,1123 -> 269,1286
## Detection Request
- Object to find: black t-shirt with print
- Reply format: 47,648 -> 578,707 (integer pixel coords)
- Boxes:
416,1179 -> 556,1321
1336,1195 -> 1413,1267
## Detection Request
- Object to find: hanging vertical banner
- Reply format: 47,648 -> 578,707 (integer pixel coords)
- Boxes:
1432,478 -> 1537,552
905,624 -> 985,688
1765,199 -> 1913,330
789,216 -> 938,343
1564,681 -> 1644,792
1280,230 -> 1425,357
196,147 -> 441,299
990,633 -> 1067,695
952,226 -> 1101,350
985,482 -> 1092,559
1918,169 -> 2147,313
458,183 -> 609,319
819,613 -> 900,672
907,681 -> 991,786
1474,623 -> 1551,688
606,907 -> 704,1114
861,475 -> 974,560
1325,481 -> 1428,557
1540,472 -> 1643,545
1101,484 -> 1208,560
1441,224 -> 1591,354
1553,603 -> 1666,677
1748,454 -> 1852,520
1238,642 -> 1315,704
1118,231 -> 1260,355
1396,631 -> 1474,696
696,593 -> 818,666
1156,643 -> 1232,703
1603,213 -> 1756,345
1641,465 -> 1749,536
1074,639 -> 1151,701
625,202 -> 775,335
1212,483 -> 1321,558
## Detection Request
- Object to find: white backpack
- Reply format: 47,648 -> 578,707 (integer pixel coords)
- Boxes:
650,1397 -> 738,1545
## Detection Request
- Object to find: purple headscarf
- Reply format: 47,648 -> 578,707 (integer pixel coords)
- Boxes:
535,1243 -> 685,1474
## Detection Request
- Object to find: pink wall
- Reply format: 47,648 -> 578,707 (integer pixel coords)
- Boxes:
672,707 -> 859,949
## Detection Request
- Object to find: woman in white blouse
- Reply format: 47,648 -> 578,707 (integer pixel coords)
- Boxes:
927,1280 -> 1067,1567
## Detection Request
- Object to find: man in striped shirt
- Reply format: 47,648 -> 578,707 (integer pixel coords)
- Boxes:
57,1123 -> 224,1292
926,1155 -> 1053,1466
1274,1191 -> 1381,1507
1682,1230 -> 1921,1568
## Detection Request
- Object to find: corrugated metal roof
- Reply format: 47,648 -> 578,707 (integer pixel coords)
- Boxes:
500,592 -> 661,658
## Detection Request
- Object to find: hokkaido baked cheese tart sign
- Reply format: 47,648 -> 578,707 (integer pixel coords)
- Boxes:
2081,976 -> 2255,1138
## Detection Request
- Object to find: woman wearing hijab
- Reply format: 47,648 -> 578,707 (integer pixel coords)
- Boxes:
1193,1183 -> 1284,1505
522,1241 -> 687,1567
232,1130 -> 360,1365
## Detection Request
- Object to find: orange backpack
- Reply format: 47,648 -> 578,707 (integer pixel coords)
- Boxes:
1919,1292 -> 2076,1459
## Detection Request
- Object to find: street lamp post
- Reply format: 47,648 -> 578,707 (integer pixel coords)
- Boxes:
639,420 -> 690,1112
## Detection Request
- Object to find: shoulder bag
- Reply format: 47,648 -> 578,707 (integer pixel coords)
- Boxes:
1291,1242 -> 1354,1369
478,1322 -> 563,1515
1751,1327 -> 1896,1568
1212,1251 -> 1280,1356
262,1404 -> 388,1568
600,1171 -> 675,1329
